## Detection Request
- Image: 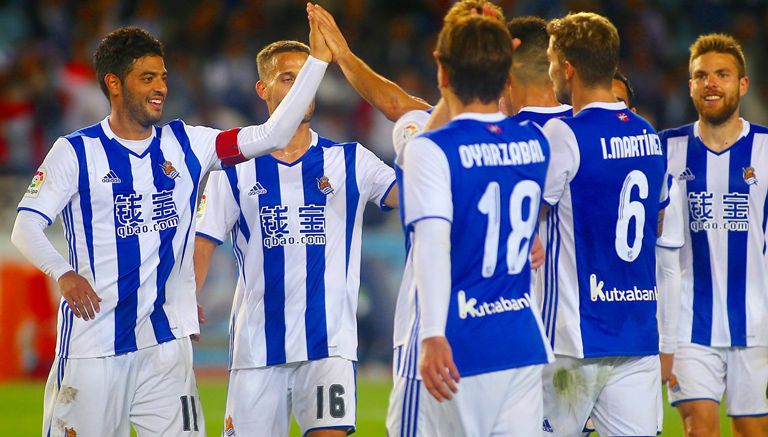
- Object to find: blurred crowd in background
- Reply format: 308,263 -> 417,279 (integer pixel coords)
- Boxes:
1,0 -> 768,371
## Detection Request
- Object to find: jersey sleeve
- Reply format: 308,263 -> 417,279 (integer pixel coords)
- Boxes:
17,137 -> 79,224
656,176 -> 685,248
183,123 -> 222,174
195,170 -> 240,245
542,118 -> 580,206
392,109 -> 431,167
402,137 -> 452,226
356,144 -> 396,210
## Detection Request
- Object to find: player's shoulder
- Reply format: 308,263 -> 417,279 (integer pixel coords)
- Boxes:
658,123 -> 694,142
63,121 -> 104,142
748,121 -> 768,135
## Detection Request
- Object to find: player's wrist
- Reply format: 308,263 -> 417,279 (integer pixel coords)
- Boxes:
55,268 -> 77,283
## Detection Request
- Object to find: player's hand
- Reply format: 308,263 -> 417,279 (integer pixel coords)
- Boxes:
191,303 -> 205,342
310,4 -> 352,62
307,3 -> 332,63
530,235 -> 545,270
419,336 -> 460,402
58,270 -> 101,321
660,353 -> 674,384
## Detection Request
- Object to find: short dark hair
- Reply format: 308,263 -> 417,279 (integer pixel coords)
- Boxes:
93,27 -> 164,98
436,15 -> 513,105
507,16 -> 550,85
614,71 -> 636,109
547,12 -> 619,87
256,40 -> 310,81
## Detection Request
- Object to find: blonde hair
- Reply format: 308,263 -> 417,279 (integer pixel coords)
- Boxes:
444,0 -> 505,24
256,40 -> 310,81
547,12 -> 619,87
689,33 -> 746,78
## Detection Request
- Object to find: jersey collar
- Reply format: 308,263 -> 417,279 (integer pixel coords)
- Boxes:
517,104 -> 572,114
693,118 -> 750,141
452,112 -> 507,122
580,101 -> 627,111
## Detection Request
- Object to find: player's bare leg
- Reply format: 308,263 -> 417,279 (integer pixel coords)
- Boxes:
732,416 -> 768,437
306,429 -> 347,437
677,400 -> 720,437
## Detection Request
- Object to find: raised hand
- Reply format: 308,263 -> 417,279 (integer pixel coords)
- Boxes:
307,3 -> 332,63
419,336 -> 460,402
310,4 -> 351,62
58,270 -> 102,321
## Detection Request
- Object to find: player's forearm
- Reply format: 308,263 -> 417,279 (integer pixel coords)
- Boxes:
656,245 -> 681,353
225,56 -> 328,164
11,211 -> 73,281
413,219 -> 452,339
193,236 -> 218,295
336,52 -> 430,122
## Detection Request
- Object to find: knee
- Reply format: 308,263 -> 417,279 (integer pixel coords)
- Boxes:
683,420 -> 719,437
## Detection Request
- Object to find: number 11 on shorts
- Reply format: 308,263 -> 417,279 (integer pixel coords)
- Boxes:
316,384 -> 346,419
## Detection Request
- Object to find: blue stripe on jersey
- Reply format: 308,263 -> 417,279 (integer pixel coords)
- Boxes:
101,133 -> 142,354
169,122 -> 203,272
66,135 -> 96,281
256,158 -> 287,365
224,166 -> 251,242
231,227 -> 247,286
726,139 -> 753,346
763,194 -> 768,255
552,205 -> 562,349
301,148 -> 329,360
687,139 -> 714,345
146,128 -> 175,343
344,145 -> 359,273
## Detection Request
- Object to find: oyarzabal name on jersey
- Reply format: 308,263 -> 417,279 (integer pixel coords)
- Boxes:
458,140 -> 545,169
458,290 -> 532,319
600,130 -> 663,160
589,274 -> 657,302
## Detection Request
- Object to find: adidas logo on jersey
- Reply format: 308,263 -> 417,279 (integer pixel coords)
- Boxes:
248,182 -> 267,196
101,170 -> 121,183
457,290 -> 531,319
678,168 -> 695,181
590,274 -> 657,302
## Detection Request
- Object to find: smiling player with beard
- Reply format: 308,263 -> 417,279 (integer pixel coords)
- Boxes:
659,33 -> 768,437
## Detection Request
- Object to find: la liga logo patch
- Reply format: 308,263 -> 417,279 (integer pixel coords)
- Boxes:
25,167 -> 46,198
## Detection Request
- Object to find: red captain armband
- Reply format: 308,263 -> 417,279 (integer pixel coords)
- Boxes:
216,128 -> 246,167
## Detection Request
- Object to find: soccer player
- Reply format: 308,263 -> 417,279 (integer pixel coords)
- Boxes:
541,12 -> 668,436
612,71 -> 638,113
386,15 -> 553,436
10,21 -> 330,437
502,16 -> 572,123
193,39 -> 397,437
659,33 -> 768,437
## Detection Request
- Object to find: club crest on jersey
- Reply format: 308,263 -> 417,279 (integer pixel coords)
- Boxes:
678,167 -> 695,181
743,166 -> 757,185
101,170 -> 121,184
225,416 -> 236,436
160,161 -> 180,179
617,112 -> 629,122
487,124 -> 502,133
248,182 -> 267,196
317,176 -> 334,195
24,167 -> 46,198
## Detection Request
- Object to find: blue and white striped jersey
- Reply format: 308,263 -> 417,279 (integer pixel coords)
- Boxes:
395,112 -> 554,379
661,120 -> 768,347
17,117 -> 227,358
510,104 -> 572,126
196,131 -> 395,369
542,102 -> 669,358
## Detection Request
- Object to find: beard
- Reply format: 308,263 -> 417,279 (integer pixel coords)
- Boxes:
693,92 -> 739,126
123,85 -> 162,127
301,101 -> 316,124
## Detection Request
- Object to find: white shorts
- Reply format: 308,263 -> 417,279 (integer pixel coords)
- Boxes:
43,337 -> 204,437
668,343 -> 768,416
387,365 -> 543,437
542,355 -> 660,437
224,357 -> 356,437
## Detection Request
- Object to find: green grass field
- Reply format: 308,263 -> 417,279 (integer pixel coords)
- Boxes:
0,377 -> 733,436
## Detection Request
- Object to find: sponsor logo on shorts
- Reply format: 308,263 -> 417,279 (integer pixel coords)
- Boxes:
457,290 -> 532,319
64,427 -> 77,437
542,418 -> 554,433
589,274 -> 657,303
225,416 -> 236,436
25,167 -> 46,198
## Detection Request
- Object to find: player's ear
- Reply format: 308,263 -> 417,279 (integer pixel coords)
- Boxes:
105,73 -> 121,98
255,81 -> 268,100
564,60 -> 575,81
739,75 -> 749,97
